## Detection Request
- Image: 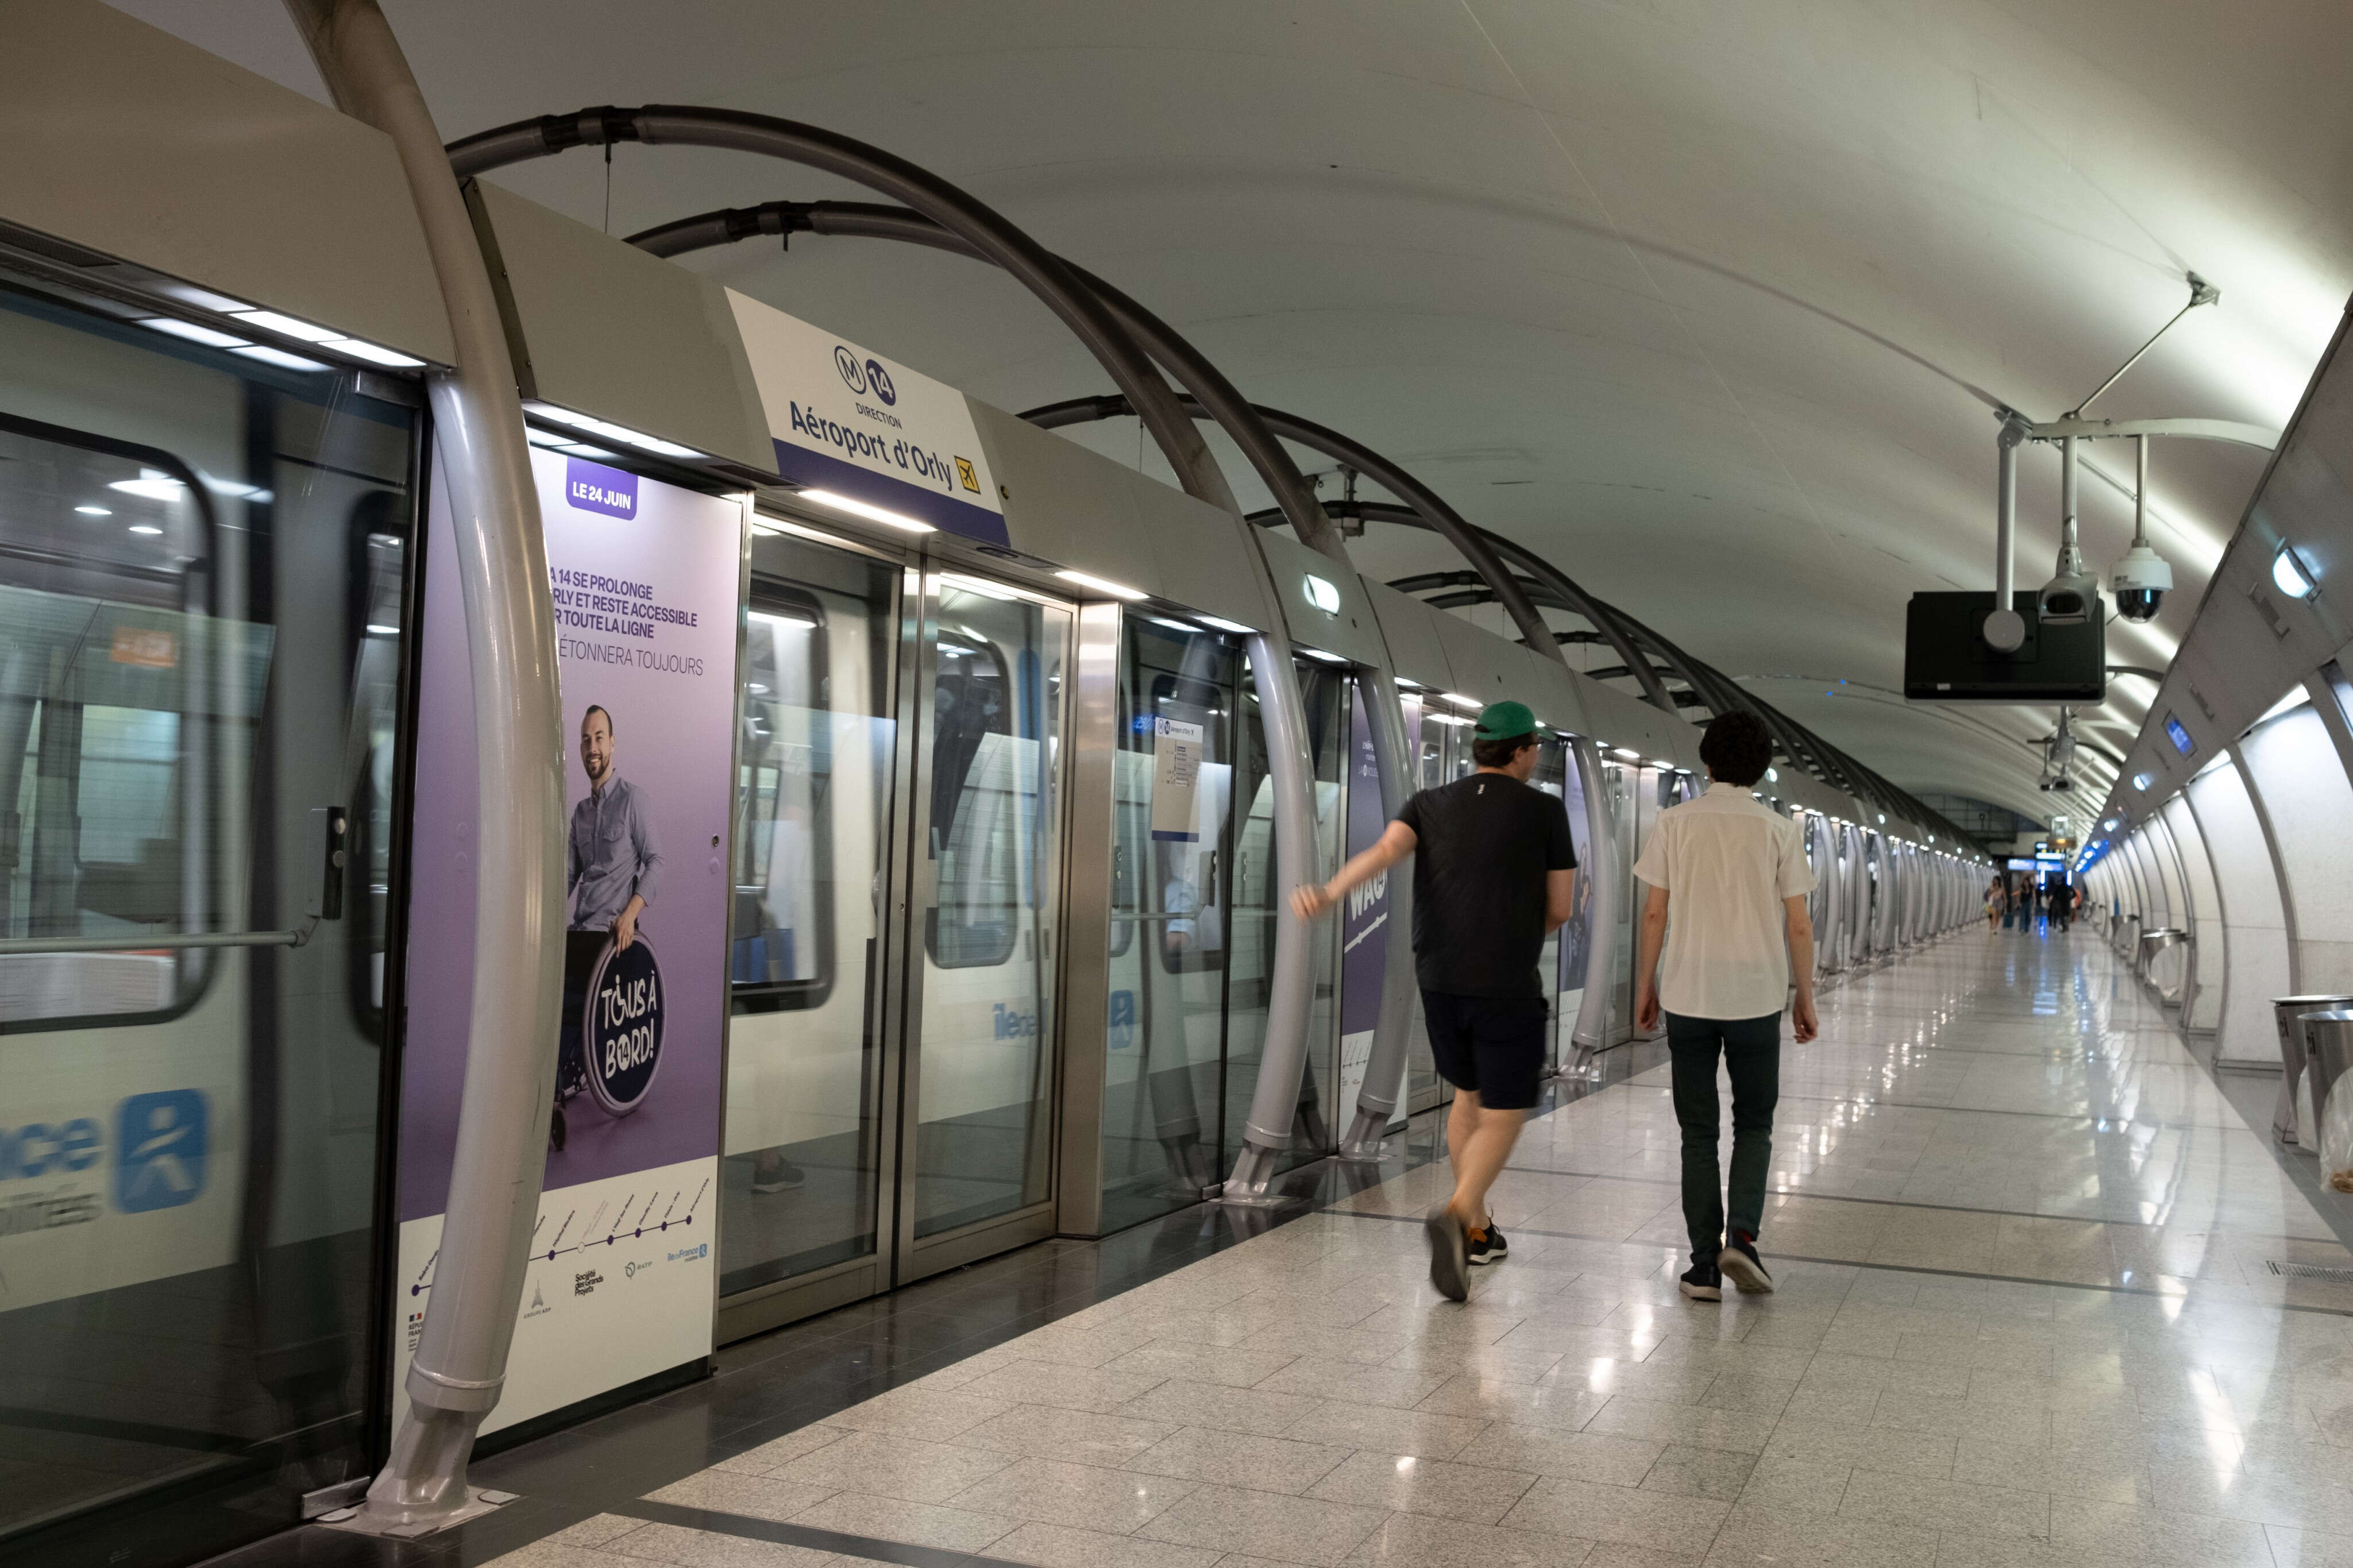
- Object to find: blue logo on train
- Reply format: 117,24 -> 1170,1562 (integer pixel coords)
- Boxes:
115,1090 -> 207,1212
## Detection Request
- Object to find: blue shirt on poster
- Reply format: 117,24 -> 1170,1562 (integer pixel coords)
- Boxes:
568,774 -> 663,932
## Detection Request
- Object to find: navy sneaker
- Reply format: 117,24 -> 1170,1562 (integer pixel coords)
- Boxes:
1679,1260 -> 1723,1301
1718,1231 -> 1775,1294
1466,1222 -> 1508,1265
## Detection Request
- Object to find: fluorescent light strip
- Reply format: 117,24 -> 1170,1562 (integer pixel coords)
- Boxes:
530,403 -> 703,460
1442,692 -> 1482,710
142,318 -> 249,350
936,573 -> 1021,602
798,488 -> 935,534
323,337 -> 426,368
232,308 -> 341,343
1054,569 -> 1147,601
1195,615 -> 1256,635
1301,648 -> 1347,664
233,345 -> 330,372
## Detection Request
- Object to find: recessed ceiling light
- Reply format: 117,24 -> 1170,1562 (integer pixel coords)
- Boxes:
128,524 -> 164,536
1195,615 -> 1256,635
229,308 -> 341,343
366,623 -> 400,635
2273,546 -> 2319,600
75,505 -> 111,516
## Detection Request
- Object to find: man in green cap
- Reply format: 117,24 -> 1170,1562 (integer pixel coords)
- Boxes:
1293,698 -> 1577,1300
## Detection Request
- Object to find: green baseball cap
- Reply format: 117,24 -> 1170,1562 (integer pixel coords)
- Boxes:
1473,700 -> 1537,741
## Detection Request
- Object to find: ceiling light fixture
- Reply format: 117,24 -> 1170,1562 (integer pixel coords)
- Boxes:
1196,615 -> 1256,636
529,402 -> 702,460
798,488 -> 934,534
141,318 -> 250,350
1054,569 -> 1147,601
108,471 -> 185,501
75,505 -> 111,516
2273,546 -> 2319,600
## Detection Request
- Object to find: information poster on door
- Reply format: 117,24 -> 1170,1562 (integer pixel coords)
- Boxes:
1336,690 -> 1393,1130
391,450 -> 742,1435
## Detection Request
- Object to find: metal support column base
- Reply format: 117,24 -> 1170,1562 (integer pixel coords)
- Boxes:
320,1488 -> 515,1539
1337,1105 -> 1392,1160
1217,1141 -> 1284,1205
319,1404 -> 515,1538
1559,1040 -> 1601,1080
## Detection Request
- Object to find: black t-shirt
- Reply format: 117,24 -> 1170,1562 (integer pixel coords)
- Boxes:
1395,772 -> 1577,998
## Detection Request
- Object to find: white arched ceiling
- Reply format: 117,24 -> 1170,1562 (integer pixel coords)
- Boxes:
124,0 -> 2353,818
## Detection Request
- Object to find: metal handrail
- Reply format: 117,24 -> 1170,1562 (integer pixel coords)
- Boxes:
0,928 -> 310,955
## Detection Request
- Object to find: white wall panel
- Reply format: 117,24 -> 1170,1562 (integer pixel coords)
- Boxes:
2238,706 -> 2353,992
2187,763 -> 2294,1068
2160,794 -> 2226,1031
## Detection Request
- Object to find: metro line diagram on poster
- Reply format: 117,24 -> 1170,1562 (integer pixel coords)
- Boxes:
408,1176 -> 710,1297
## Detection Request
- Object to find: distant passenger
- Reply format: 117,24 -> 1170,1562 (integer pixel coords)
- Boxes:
1984,876 -> 2003,931
1633,712 -> 1818,1301
1293,700 -> 1576,1301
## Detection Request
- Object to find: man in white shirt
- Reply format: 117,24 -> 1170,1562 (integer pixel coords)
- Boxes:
1633,712 -> 1818,1301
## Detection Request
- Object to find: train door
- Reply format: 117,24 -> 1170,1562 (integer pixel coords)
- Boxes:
893,569 -> 1074,1282
0,291 -> 416,1565
717,526 -> 904,1335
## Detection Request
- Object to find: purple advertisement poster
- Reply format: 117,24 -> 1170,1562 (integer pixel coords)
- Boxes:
391,449 -> 742,1434
1338,689 -> 1392,1036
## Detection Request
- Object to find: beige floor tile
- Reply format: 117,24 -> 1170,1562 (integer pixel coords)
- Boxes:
1133,1482 -> 1387,1565
1502,1474 -> 1730,1547
956,1360 -> 1175,1414
1836,1469 -> 2050,1540
958,1405 -> 1179,1467
1255,1357 -> 1453,1409
944,1456 -> 1196,1533
1116,1378 -> 1325,1436
762,1428 -> 1013,1504
785,1492 -> 1017,1554
1453,1424 -> 1666,1485
1280,1400 -> 1489,1459
822,1387 -> 1015,1443
1698,1502 -> 1938,1565
1305,1449 -> 1538,1523
1127,1425 -> 1355,1493
985,1520 -> 1223,1568
1345,1509 -> 1604,1568
1638,1445 -> 1758,1502
1582,1398 -> 1772,1455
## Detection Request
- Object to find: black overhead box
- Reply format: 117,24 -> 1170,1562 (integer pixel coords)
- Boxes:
1904,592 -> 2107,701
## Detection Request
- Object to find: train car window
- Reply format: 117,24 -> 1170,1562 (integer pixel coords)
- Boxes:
734,586 -> 837,1007
0,414 -> 260,1031
925,629 -> 1021,968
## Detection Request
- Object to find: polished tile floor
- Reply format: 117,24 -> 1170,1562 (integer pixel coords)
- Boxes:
259,928 -> 2353,1568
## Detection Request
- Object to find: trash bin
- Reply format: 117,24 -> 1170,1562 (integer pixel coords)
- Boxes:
2138,928 -> 2188,1002
2302,1010 -> 2353,1189
2270,995 -> 2353,1146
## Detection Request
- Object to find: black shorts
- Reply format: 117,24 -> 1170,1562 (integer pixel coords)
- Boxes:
1421,990 -> 1549,1110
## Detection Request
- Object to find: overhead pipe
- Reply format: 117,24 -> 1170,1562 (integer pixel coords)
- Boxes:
283,0 -> 567,1534
623,195 -> 1409,1185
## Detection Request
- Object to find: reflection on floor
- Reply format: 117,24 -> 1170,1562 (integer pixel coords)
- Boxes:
229,929 -> 2353,1568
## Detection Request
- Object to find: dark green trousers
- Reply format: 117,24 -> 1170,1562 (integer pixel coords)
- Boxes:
1665,1010 -> 1782,1262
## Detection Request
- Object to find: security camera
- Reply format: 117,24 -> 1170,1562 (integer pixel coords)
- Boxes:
2037,569 -> 2099,627
2111,543 -> 2173,623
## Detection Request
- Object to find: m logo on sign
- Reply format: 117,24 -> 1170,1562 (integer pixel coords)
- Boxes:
115,1090 -> 206,1212
834,345 -> 867,394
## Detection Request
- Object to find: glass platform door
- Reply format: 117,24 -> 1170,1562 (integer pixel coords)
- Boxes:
894,571 -> 1074,1281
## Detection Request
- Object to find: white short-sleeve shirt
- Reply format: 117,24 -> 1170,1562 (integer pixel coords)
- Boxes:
1630,782 -> 1817,1021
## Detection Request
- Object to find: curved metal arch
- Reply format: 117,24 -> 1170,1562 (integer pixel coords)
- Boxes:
446,108 -> 1221,492
612,191 -> 1415,1182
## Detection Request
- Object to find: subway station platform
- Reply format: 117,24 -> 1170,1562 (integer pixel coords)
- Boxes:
237,928 -> 2353,1568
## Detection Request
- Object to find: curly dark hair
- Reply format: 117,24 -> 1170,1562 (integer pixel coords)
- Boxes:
1699,711 -> 1773,787
1472,734 -> 1537,770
